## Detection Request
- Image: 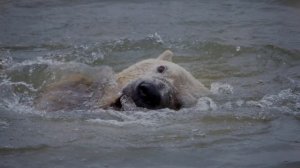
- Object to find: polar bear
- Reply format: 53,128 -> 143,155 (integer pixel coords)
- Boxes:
35,50 -> 210,111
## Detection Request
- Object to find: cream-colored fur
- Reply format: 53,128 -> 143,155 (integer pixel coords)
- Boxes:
99,50 -> 210,108
36,50 -> 210,111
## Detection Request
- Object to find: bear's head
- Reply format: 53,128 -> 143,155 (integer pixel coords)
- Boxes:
110,50 -> 210,110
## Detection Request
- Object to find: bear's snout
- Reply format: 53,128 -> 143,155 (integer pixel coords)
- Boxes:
115,77 -> 178,110
136,81 -> 161,108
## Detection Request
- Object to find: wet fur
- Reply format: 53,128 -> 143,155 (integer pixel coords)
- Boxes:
35,50 -> 210,111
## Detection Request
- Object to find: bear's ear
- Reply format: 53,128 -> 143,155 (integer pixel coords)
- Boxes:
157,50 -> 173,62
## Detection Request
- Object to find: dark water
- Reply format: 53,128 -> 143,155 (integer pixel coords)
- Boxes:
1,0 -> 300,168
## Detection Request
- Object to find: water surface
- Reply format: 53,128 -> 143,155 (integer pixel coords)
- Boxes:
1,0 -> 300,168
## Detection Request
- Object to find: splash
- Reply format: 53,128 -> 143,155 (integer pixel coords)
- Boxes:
6,57 -> 65,71
210,82 -> 234,95
0,83 -> 45,116
246,88 -> 300,114
195,97 -> 218,111
0,79 -> 38,92
147,32 -> 164,44
119,95 -> 140,111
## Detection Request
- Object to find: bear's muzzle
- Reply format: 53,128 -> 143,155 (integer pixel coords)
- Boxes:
112,77 -> 181,110
135,81 -> 161,108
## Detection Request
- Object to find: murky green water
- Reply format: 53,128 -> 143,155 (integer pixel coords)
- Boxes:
1,0 -> 300,167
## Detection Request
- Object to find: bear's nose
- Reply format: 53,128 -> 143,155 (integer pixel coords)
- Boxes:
137,82 -> 161,107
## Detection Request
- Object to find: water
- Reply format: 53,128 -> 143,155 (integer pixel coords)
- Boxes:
1,0 -> 300,167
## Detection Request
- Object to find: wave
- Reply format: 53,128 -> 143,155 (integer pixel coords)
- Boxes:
1,72 -> 299,127
1,35 -> 299,67
1,36 -> 300,126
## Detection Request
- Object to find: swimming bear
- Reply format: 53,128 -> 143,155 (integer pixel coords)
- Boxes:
35,50 -> 210,111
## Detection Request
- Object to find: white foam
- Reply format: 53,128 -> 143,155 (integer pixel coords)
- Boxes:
246,88 -> 300,114
0,80 -> 46,116
147,32 -> 164,44
1,94 -> 46,116
210,82 -> 234,95
6,57 -> 65,71
0,120 -> 9,129
119,95 -> 140,111
86,118 -> 155,127
195,97 -> 218,111
91,51 -> 104,61
87,110 -> 165,126
236,100 -> 245,107
0,79 -> 38,92
0,52 -> 13,68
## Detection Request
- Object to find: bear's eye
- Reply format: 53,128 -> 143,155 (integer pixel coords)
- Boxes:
157,65 -> 166,73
